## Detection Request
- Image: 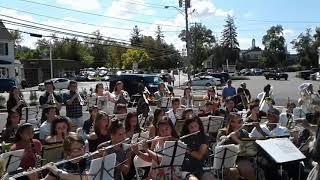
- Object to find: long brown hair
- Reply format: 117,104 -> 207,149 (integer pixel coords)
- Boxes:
125,112 -> 141,133
225,113 -> 242,135
157,116 -> 179,138
94,111 -> 110,135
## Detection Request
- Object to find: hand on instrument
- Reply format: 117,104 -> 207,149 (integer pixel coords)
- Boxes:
46,163 -> 59,175
27,168 -> 38,180
131,144 -> 139,154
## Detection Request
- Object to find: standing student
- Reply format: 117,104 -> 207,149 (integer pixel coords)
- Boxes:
39,81 -> 63,111
63,81 -> 84,128
113,81 -> 130,111
166,98 -> 181,126
222,80 -> 236,101
7,86 -> 27,116
91,83 -> 115,114
39,105 -> 57,141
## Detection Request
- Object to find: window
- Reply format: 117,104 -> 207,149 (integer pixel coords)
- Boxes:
0,42 -> 8,56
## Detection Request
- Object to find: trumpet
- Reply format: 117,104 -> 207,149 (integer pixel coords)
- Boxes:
76,91 -> 85,106
49,93 -> 57,104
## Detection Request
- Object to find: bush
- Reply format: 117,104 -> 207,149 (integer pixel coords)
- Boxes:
230,76 -> 250,81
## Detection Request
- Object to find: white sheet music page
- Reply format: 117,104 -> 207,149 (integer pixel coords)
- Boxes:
256,138 -> 306,163
88,153 -> 116,180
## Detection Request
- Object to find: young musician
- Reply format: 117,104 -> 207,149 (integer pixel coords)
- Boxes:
97,120 -> 134,180
92,83 -> 115,113
46,116 -> 72,144
180,117 -> 213,180
166,98 -> 180,126
203,86 -> 220,112
137,102 -> 152,129
44,134 -> 90,180
182,108 -> 194,120
125,112 -> 142,139
256,84 -> 274,105
148,108 -> 165,138
219,97 -> 238,126
10,123 -> 42,171
250,108 -> 289,138
7,86 -> 27,116
232,87 -> 247,110
39,81 -> 62,111
181,86 -> 194,108
198,101 -> 215,117
82,106 -> 98,134
113,81 -> 130,110
63,81 -> 84,128
279,101 -> 296,127
154,82 -> 170,107
240,82 -> 251,102
217,113 -> 256,180
39,105 -> 57,141
244,104 -> 261,132
2,112 -> 20,143
88,111 -> 110,152
222,80 -> 236,101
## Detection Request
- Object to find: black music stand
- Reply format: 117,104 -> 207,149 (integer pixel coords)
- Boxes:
0,149 -> 24,175
22,106 -> 40,127
128,94 -> 141,108
153,141 -> 187,180
161,97 -> 172,110
88,153 -> 117,180
200,116 -> 224,135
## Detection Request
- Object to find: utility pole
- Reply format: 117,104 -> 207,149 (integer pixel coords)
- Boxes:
180,0 -> 191,80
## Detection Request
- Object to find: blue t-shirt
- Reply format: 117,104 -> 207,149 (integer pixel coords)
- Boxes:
222,86 -> 236,99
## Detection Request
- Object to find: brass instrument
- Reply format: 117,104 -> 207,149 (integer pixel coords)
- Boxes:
76,91 -> 85,106
49,93 -> 57,104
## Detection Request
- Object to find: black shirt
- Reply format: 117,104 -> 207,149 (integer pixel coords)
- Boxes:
39,92 -> 63,106
83,118 -> 93,134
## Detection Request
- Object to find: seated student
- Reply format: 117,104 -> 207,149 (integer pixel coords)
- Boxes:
219,97 -> 238,126
154,82 -> 170,107
44,134 -> 91,180
244,104 -> 261,132
132,117 -> 198,180
137,102 -> 152,128
125,112 -> 142,139
97,120 -> 134,180
203,86 -> 221,112
2,112 -> 20,143
279,101 -> 296,127
198,101 -> 216,117
181,117 -> 213,180
114,103 -> 128,120
250,108 -> 289,138
232,87 -> 247,110
39,105 -> 57,141
10,123 -> 42,172
46,116 -> 72,144
166,98 -> 181,126
88,111 -> 110,152
217,113 -> 256,180
82,106 -> 98,134
181,86 -> 194,108
148,108 -> 165,138
182,108 -> 194,120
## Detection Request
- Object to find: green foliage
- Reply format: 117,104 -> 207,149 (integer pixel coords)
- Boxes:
121,49 -> 149,69
221,15 -> 239,65
9,30 -> 23,47
130,25 -> 143,46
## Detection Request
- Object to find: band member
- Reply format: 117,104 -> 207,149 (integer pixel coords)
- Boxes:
222,80 -> 236,101
44,134 -> 90,180
154,82 -> 170,107
125,112 -> 142,139
203,86 -> 220,112
10,123 -> 42,171
232,87 -> 247,110
88,111 -> 110,152
250,108 -> 289,138
240,82 -> 251,102
219,97 -> 238,126
244,104 -> 261,132
180,117 -> 213,180
137,102 -> 152,128
91,83 -> 115,114
257,84 -> 274,105
2,111 -> 20,143
181,86 -> 194,108
39,81 -> 63,111
39,105 -> 57,141
166,98 -> 181,126
82,106 -> 98,134
198,101 -> 215,117
114,103 -> 128,121
217,113 -> 256,180
63,81 -> 84,128
279,101 -> 296,127
46,116 -> 72,144
113,81 -> 130,111
7,86 -> 27,115
148,108 -> 165,138
182,108 -> 194,120
97,120 -> 134,180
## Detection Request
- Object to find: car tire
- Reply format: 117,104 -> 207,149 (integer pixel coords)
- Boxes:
266,77 -> 269,80
285,77 -> 288,80
273,77 -> 277,80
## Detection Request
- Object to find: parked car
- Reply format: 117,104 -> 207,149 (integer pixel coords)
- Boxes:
264,71 -> 288,80
310,72 -> 320,81
299,68 -> 320,80
109,74 -> 173,96
38,78 -> 70,91
0,79 -> 16,93
184,76 -> 221,87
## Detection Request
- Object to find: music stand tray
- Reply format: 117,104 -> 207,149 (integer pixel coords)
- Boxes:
88,153 -> 116,180
0,149 -> 24,173
255,138 -> 306,164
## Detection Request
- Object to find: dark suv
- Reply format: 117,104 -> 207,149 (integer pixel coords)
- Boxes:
0,79 -> 16,93
109,74 -> 173,96
264,71 -> 288,80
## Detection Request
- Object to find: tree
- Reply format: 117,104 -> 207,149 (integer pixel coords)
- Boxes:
221,15 -> 239,65
291,28 -> 315,67
79,44 -> 94,67
155,25 -> 164,44
179,23 -> 215,69
121,49 -> 149,69
262,25 -> 286,67
107,44 -> 126,69
130,25 -> 143,46
9,30 -> 23,47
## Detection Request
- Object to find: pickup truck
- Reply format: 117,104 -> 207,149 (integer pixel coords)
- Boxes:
264,71 -> 288,80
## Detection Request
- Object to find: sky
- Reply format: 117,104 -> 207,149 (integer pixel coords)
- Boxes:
1,0 -> 320,54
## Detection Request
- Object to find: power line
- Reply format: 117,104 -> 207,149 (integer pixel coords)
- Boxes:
17,0 -> 184,28
113,0 -> 177,9
0,6 -> 182,33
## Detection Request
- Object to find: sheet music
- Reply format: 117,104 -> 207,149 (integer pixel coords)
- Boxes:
161,97 -> 171,108
200,116 -> 223,134
131,131 -> 149,144
21,106 -> 39,126
88,153 -> 116,180
256,138 -> 306,163
159,141 -> 187,167
213,144 -> 239,169
0,149 -> 24,173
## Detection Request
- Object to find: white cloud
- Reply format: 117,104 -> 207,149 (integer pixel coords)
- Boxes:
238,37 -> 253,49
56,0 -> 101,11
191,0 -> 233,18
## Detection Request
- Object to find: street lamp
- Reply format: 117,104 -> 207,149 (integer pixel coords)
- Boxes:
318,47 -> 320,68
30,33 -> 53,79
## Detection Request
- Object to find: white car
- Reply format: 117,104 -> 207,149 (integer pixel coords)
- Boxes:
38,78 -> 70,91
185,76 -> 221,87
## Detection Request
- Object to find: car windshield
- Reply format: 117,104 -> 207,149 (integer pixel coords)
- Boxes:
144,76 -> 162,84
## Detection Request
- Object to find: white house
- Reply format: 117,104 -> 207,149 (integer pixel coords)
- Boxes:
0,20 -> 23,84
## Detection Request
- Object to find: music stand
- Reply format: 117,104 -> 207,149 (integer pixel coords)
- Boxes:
200,116 -> 224,134
128,94 -> 141,108
293,107 -> 306,120
21,106 -> 40,127
161,97 -> 172,109
41,143 -> 64,166
88,153 -> 116,180
131,131 -> 149,144
213,144 -> 239,170
0,149 -> 24,174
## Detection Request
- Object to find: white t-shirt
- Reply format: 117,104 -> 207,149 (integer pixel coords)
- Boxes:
39,121 -> 51,140
166,109 -> 177,126
250,123 -> 289,138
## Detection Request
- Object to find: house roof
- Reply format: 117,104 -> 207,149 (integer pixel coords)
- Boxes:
0,20 -> 14,40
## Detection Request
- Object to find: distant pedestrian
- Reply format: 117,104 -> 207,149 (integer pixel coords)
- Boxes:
222,80 -> 236,101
